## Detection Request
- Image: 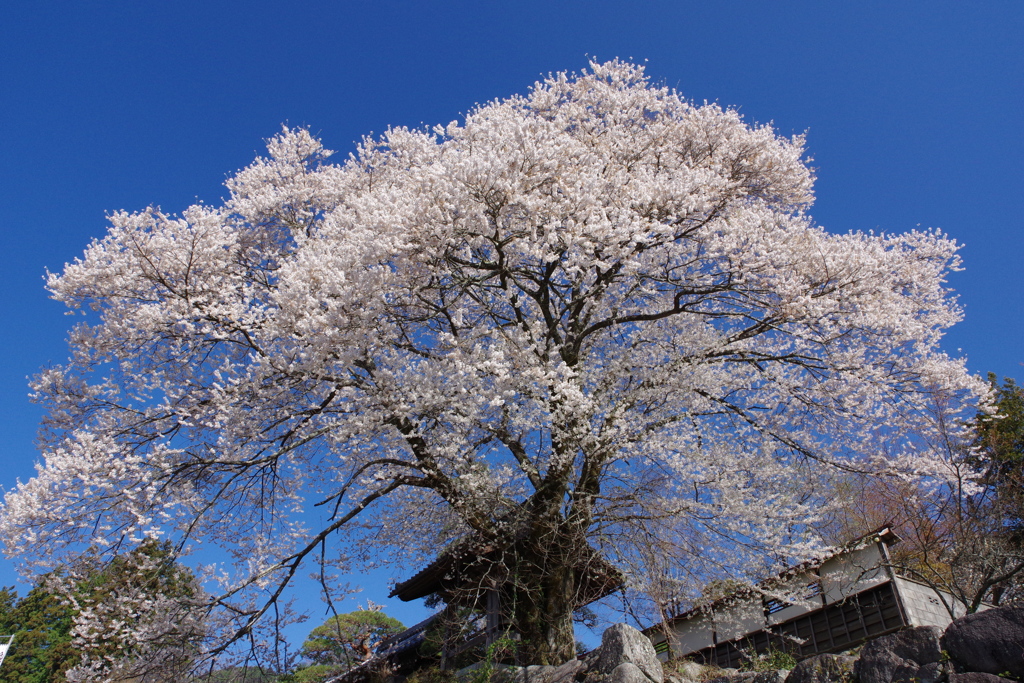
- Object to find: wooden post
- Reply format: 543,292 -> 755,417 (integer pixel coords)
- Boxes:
486,587 -> 501,646
878,536 -> 911,627
440,614 -> 451,671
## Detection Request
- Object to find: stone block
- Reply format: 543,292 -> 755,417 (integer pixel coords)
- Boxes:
942,607 -> 1024,679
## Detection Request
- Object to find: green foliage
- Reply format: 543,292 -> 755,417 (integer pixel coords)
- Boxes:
976,374 -> 1024,530
0,583 -> 77,682
299,609 -> 405,668
695,664 -> 728,682
279,663 -> 341,683
416,606 -> 480,668
465,635 -> 519,683
0,540 -> 202,682
404,664 -> 457,683
198,666 -> 285,682
77,539 -> 203,667
739,646 -> 797,672
964,374 -> 1024,606
662,657 -> 705,681
84,538 -> 199,605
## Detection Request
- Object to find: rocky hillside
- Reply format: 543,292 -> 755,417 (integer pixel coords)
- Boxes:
497,606 -> 1023,683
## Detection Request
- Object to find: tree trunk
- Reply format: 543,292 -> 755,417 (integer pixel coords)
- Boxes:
507,562 -> 577,665
474,452 -> 599,666
501,522 -> 584,666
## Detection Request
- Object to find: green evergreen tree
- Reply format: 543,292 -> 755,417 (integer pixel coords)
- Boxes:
0,584 -> 77,682
976,373 -> 1024,531
299,610 -> 404,668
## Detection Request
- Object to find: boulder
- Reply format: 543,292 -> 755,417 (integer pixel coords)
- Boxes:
705,673 -> 756,683
889,662 -> 939,683
912,662 -> 943,683
594,624 -> 664,683
549,659 -> 583,683
667,660 -> 704,682
752,671 -> 790,683
706,670 -> 790,683
948,674 -> 1019,683
512,659 -> 585,683
855,650 -> 903,683
869,626 -> 943,664
784,654 -> 856,683
609,663 -> 658,683
854,627 -> 942,683
941,607 -> 1024,679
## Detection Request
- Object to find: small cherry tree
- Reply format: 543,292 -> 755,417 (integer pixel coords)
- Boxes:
0,541 -> 205,682
1,61 -> 986,665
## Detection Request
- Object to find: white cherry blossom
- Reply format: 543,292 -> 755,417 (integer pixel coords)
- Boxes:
0,60 -> 986,667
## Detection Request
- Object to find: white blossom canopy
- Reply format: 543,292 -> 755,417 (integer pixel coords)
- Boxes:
1,60 -> 985,650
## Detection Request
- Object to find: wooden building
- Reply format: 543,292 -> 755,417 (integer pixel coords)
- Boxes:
646,527 -> 982,667
382,534 -> 621,670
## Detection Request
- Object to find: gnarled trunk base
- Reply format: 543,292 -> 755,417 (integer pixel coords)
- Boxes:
504,538 -> 581,666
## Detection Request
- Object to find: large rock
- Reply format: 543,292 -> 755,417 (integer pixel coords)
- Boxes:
912,663 -> 943,683
510,658 -> 583,683
941,607 -> 1024,679
609,663 -> 657,683
752,671 -> 790,683
594,624 -> 664,683
856,651 -> 903,683
854,626 -> 942,683
784,654 -> 856,683
707,671 -> 791,683
706,674 -> 756,683
948,674 -> 1019,683
552,659 -> 584,683
887,661 -> 943,683
666,660 -> 703,682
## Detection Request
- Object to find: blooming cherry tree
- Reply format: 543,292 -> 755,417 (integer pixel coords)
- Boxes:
1,61 -> 986,665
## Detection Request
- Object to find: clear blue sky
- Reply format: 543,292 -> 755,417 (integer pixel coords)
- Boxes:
1,0 -> 1021,647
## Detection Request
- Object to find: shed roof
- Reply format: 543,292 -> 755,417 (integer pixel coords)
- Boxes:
390,533 -> 622,604
654,525 -> 901,627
